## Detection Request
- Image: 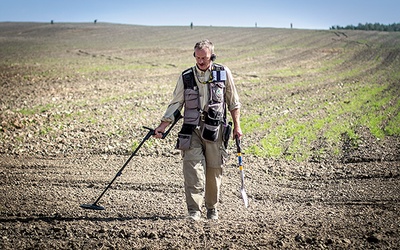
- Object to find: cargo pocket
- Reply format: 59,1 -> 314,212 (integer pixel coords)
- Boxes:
176,133 -> 192,150
220,145 -> 229,165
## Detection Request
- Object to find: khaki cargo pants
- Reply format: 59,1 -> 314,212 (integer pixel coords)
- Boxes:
182,127 -> 228,213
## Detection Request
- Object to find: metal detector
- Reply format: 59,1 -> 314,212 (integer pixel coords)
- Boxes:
80,110 -> 182,210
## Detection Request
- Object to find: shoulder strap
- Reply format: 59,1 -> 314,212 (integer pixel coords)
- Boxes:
213,63 -> 225,71
182,67 -> 197,90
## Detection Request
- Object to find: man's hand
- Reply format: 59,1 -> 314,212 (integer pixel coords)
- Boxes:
233,127 -> 243,141
153,121 -> 170,139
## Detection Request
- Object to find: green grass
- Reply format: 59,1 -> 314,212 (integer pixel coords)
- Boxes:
385,107 -> 400,135
18,104 -> 55,115
242,77 -> 399,161
241,114 -> 270,134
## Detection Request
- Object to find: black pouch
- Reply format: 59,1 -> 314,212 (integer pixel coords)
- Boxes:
223,122 -> 232,148
176,124 -> 194,150
201,115 -> 221,142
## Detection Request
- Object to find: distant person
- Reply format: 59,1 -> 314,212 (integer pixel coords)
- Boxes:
190,22 -> 193,29
153,39 -> 242,221
94,19 -> 97,24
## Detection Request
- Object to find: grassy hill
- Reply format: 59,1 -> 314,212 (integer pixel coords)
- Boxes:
0,22 -> 399,162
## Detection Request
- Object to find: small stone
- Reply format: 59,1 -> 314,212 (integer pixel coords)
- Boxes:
367,233 -> 382,243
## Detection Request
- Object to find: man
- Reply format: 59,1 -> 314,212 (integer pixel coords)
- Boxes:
154,39 -> 242,220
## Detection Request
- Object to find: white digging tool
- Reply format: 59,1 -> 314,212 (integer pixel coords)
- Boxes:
235,136 -> 249,208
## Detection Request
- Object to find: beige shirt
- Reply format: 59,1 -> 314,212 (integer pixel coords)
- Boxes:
161,63 -> 241,123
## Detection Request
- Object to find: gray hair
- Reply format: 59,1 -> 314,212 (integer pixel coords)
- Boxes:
194,39 -> 214,54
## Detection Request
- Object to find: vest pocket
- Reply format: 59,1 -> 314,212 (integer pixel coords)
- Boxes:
184,88 -> 200,126
184,89 -> 199,109
207,103 -> 224,120
201,116 -> 220,142
184,111 -> 199,125
176,133 -> 192,150
210,82 -> 225,103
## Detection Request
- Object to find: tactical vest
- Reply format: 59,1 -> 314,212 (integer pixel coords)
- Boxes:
179,64 -> 227,143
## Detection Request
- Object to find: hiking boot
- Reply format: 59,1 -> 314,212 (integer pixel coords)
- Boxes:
187,210 -> 201,221
206,208 -> 218,220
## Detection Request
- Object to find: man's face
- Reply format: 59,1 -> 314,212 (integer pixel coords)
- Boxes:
194,48 -> 212,71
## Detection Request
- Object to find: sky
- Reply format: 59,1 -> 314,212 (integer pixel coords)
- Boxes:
0,0 -> 399,30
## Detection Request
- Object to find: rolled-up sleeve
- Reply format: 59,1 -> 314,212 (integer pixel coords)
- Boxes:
161,75 -> 185,123
224,67 -> 241,111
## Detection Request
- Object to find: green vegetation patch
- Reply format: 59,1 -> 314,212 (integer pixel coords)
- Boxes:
243,78 -> 399,161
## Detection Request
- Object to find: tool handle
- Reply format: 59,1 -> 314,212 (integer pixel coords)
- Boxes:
235,135 -> 243,168
235,135 -> 242,153
162,109 -> 183,139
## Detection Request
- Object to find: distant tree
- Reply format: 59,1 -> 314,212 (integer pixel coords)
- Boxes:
330,22 -> 400,32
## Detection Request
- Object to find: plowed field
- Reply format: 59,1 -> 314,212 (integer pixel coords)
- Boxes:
1,23 -> 399,249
